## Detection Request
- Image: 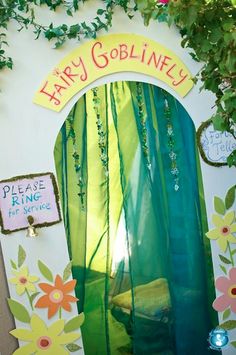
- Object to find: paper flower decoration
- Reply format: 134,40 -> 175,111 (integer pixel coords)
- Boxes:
10,314 -> 80,354
206,211 -> 236,252
9,266 -> 39,296
35,275 -> 78,318
213,268 -> 236,313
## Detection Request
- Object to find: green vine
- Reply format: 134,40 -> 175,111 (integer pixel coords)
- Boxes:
67,108 -> 85,210
92,87 -> 109,175
136,82 -> 151,169
0,0 -> 236,165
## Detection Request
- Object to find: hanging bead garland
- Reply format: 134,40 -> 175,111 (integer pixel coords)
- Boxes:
92,87 -> 109,176
67,111 -> 86,209
164,97 -> 180,192
136,82 -> 151,170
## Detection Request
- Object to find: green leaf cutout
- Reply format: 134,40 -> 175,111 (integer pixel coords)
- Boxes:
232,249 -> 236,256
64,313 -> 85,333
225,185 -> 236,210
7,299 -> 30,323
231,341 -> 236,348
220,264 -> 227,275
66,343 -> 82,352
219,320 -> 236,330
30,292 -> 40,304
63,261 -> 72,282
214,196 -> 226,215
222,308 -> 231,320
38,260 -> 53,282
18,245 -> 26,268
10,259 -> 17,270
219,254 -> 231,264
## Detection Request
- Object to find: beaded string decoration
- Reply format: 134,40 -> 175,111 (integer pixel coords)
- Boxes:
136,82 -> 151,170
163,96 -> 180,192
67,109 -> 86,210
92,87 -> 109,176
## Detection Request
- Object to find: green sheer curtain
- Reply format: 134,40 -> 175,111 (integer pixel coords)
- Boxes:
54,82 -> 217,355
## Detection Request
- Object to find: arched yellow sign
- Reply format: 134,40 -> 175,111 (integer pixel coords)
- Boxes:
33,33 -> 194,112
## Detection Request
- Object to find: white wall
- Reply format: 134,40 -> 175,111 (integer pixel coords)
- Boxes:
0,2 -> 235,354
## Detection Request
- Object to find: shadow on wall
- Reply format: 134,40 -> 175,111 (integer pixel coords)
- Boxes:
0,244 -> 18,355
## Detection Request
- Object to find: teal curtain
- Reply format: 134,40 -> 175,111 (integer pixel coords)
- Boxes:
54,82 -> 217,355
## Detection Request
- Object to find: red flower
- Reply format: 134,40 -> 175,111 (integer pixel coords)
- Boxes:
159,0 -> 170,4
35,275 -> 78,319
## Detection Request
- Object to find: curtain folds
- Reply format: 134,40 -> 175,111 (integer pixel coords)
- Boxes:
54,82 -> 217,355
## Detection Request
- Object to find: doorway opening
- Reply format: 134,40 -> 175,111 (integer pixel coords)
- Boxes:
54,81 -> 217,355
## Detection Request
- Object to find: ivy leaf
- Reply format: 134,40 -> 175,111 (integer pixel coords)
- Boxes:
225,186 -> 235,210
7,299 -> 30,323
212,114 -> 227,132
73,0 -> 78,11
219,320 -> 236,330
220,264 -> 227,275
222,308 -> 231,320
63,261 -> 72,282
97,9 -> 105,15
227,151 -> 236,168
10,259 -> 17,270
219,255 -> 231,264
54,40 -> 65,49
214,196 -> 226,215
66,343 -> 81,352
66,9 -> 73,17
38,260 -> 53,282
64,313 -> 85,333
18,245 -> 26,268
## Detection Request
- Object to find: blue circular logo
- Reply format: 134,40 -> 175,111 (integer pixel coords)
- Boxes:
209,328 -> 229,351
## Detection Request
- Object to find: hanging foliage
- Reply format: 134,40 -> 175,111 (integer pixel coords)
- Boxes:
0,0 -> 235,165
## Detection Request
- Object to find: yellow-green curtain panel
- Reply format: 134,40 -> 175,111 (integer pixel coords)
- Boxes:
54,82 -> 217,355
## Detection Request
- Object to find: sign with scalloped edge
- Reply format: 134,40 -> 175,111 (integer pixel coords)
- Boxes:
0,172 -> 61,234
33,33 -> 194,112
197,120 -> 236,167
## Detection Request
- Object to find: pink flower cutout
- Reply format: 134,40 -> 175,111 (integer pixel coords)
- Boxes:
213,268 -> 236,313
159,0 -> 170,4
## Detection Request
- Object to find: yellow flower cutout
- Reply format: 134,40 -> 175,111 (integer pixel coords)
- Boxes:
206,211 -> 236,252
10,314 -> 80,355
9,266 -> 39,295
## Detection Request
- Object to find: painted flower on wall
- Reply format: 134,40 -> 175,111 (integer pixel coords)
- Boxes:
9,266 -> 39,296
10,314 -> 80,355
213,268 -> 236,313
35,275 -> 78,318
206,211 -> 236,252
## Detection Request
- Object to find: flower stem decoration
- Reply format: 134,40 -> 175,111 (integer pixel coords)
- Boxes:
206,186 -> 236,349
8,246 -> 84,353
9,246 -> 39,310
10,314 -> 80,355
35,275 -> 78,319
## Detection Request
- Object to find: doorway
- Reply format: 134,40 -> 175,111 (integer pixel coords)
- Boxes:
54,81 -> 217,354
